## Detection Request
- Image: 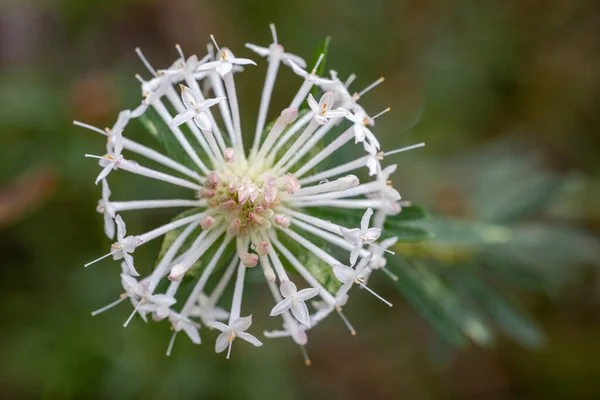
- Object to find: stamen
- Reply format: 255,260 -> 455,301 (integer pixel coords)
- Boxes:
226,340 -> 233,359
381,267 -> 399,282
356,282 -> 393,307
84,250 -> 119,267
300,345 -> 311,366
135,47 -> 157,76
368,242 -> 396,256
123,300 -> 143,327
335,307 -> 356,336
311,53 -> 325,74
175,44 -> 185,60
371,107 -> 391,121
344,74 -> 357,88
356,77 -> 384,98
166,331 -> 178,356
210,34 -> 221,52
73,120 -> 105,135
90,296 -> 127,316
382,142 -> 425,157
269,23 -> 278,44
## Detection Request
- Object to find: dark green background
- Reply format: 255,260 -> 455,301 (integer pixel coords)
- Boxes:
1,0 -> 599,398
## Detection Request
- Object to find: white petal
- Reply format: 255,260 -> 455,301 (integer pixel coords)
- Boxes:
236,331 -> 263,347
245,43 -> 270,57
95,163 -> 114,185
366,157 -> 379,176
113,110 -> 131,132
280,280 -> 297,298
207,321 -> 229,332
171,108 -> 197,127
363,228 -> 381,242
123,252 -> 139,276
193,113 -> 212,131
215,331 -> 231,353
332,264 -> 356,283
115,215 -> 126,240
319,91 -> 335,111
216,62 -> 233,77
270,298 -> 293,316
340,227 -> 361,245
295,287 -> 320,302
306,93 -> 319,113
196,60 -> 222,71
180,85 -> 200,109
353,124 -> 366,143
290,300 -> 311,327
349,246 -> 361,266
232,57 -> 256,66
231,315 -> 252,332
382,164 -> 398,179
103,212 -> 115,240
182,322 -> 201,344
324,109 -> 348,119
361,208 -> 374,232
151,294 -> 176,308
287,60 -> 308,77
282,53 -> 306,68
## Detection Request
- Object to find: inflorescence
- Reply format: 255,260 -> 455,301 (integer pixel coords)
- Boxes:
75,24 -> 424,364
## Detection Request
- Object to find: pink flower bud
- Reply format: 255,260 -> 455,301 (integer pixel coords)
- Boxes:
224,148 -> 234,163
206,171 -> 220,189
279,107 -> 298,124
227,219 -> 242,235
168,264 -> 186,281
256,241 -> 270,256
241,253 -> 258,267
263,267 -> 276,282
283,173 -> 300,194
199,188 -> 215,198
200,216 -> 215,230
274,214 -> 290,229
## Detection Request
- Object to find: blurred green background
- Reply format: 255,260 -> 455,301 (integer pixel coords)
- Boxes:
1,0 -> 599,398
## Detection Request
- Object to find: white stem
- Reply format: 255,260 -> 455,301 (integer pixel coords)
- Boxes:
299,156 -> 368,185
273,119 -> 319,171
181,235 -> 234,316
255,111 -> 296,164
288,181 -> 381,203
148,220 -> 201,292
137,212 -> 205,244
176,227 -> 226,274
223,72 -> 244,156
207,256 -> 239,306
84,250 -> 119,267
252,57 -> 281,153
261,234 -> 288,282
135,47 -> 157,76
229,261 -> 246,323
294,128 -> 355,178
152,100 -> 210,175
284,175 -> 357,197
278,226 -> 340,266
383,142 -> 425,157
277,119 -> 337,174
119,161 -> 203,190
166,332 -> 178,356
209,72 -> 235,144
290,80 -> 313,109
277,206 -> 344,235
112,199 -> 204,212
270,110 -> 313,156
74,120 -> 202,181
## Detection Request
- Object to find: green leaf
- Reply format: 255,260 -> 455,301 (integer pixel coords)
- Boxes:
451,269 -> 544,349
138,107 -> 198,171
387,258 -> 495,347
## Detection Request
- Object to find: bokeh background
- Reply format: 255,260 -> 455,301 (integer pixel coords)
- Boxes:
1,0 -> 600,398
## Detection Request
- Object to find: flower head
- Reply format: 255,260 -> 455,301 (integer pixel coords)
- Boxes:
76,26 -> 423,362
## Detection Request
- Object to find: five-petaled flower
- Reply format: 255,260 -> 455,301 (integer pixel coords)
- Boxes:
270,280 -> 320,327
208,315 -> 263,358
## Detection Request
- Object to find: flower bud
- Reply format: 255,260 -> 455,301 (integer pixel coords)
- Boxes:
241,253 -> 258,268
168,264 -> 187,281
256,241 -> 270,256
200,216 -> 215,230
274,214 -> 290,229
224,148 -> 234,163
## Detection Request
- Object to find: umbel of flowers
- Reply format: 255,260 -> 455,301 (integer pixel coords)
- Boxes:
75,24 -> 424,363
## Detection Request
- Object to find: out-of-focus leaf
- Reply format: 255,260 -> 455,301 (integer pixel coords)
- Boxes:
388,257 -> 495,347
138,107 -> 198,171
450,269 -> 544,349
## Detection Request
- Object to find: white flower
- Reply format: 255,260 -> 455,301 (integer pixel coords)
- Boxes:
111,215 -> 142,276
197,37 -> 256,78
340,208 -> 381,265
138,294 -> 177,320
97,179 -> 116,239
307,91 -> 348,125
76,26 -> 420,359
333,254 -> 392,307
245,23 -> 306,67
370,236 -> 398,269
270,280 -> 320,327
86,111 -> 130,184
208,315 -> 263,358
170,313 -> 201,344
190,293 -> 229,325
170,85 -> 225,130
